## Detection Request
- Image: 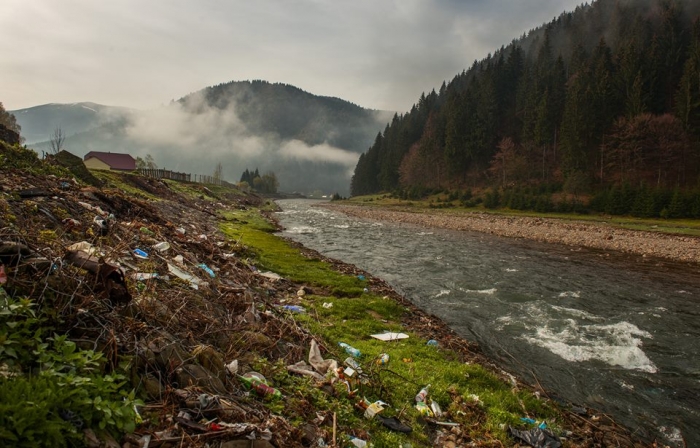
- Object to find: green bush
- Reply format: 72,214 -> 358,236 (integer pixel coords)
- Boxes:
0,295 -> 141,446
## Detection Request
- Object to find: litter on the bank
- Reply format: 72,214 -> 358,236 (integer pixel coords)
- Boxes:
167,262 -> 202,289
152,241 -> 170,252
426,339 -> 439,347
131,273 -> 159,281
308,339 -> 338,374
67,241 -> 97,255
370,332 -> 409,341
376,415 -> 412,433
258,271 -> 282,281
198,263 -> 216,278
322,302 -> 333,309
507,426 -> 562,448
281,305 -> 306,313
133,248 -> 149,259
377,353 -> 389,365
287,361 -> 325,381
364,400 -> 387,419
225,359 -> 239,375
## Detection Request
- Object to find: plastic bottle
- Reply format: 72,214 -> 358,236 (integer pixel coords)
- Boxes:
338,342 -> 361,358
415,384 -> 431,402
153,241 -> 170,252
237,375 -> 282,400
282,305 -> 306,313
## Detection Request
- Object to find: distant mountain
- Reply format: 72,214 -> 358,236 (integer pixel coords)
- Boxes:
19,82 -> 392,195
10,102 -> 134,144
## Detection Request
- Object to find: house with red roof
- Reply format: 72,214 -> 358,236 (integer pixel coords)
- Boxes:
83,151 -> 136,171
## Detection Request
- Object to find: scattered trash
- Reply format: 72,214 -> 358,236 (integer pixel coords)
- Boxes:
430,401 -> 443,417
225,360 -> 239,375
93,216 -> 109,236
64,250 -> 131,304
167,263 -> 203,289
426,339 -> 439,347
175,227 -> 186,235
67,241 -> 97,255
153,241 -> 170,252
338,342 -> 361,358
357,275 -> 365,281
349,436 -> 368,448
133,248 -> 149,259
258,271 -> 282,281
62,218 -> 81,230
322,302 -> 333,309
308,339 -> 338,374
377,353 -> 390,365
197,263 -> 216,278
172,254 -> 185,264
287,361 -> 325,381
131,273 -> 159,281
237,373 -> 282,400
297,288 -> 306,297
364,400 -> 387,419
508,426 -> 562,448
376,415 -> 412,434
370,332 -> 409,341
363,287 -> 369,293
415,384 -> 431,402
415,401 -> 433,416
281,305 -> 306,313
140,226 -> 155,237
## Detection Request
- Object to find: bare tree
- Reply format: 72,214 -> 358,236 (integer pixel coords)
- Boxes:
213,162 -> 223,184
49,127 -> 65,154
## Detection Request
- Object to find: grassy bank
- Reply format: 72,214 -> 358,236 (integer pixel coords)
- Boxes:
220,208 -> 576,447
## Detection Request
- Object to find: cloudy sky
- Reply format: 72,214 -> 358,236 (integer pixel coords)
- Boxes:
1,0 -> 583,113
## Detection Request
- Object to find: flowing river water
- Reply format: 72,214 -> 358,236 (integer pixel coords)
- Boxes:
274,199 -> 700,446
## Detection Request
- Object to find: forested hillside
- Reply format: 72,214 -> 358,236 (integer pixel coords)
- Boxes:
351,0 -> 700,218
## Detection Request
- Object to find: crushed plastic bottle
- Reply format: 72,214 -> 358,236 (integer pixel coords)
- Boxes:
133,249 -> 149,259
338,342 -> 361,358
281,305 -> 306,313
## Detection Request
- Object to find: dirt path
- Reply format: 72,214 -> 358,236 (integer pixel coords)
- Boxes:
323,204 -> 700,265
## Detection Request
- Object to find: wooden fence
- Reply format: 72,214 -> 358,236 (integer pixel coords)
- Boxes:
137,169 -> 235,187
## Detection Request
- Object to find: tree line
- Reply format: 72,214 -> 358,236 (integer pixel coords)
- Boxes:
351,0 -> 700,218
239,168 -> 279,194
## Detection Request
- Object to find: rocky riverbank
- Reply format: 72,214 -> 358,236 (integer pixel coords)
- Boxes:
323,204 -> 700,264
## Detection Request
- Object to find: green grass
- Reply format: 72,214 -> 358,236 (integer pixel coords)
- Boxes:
90,171 -> 160,200
221,208 -> 565,447
221,210 -> 365,296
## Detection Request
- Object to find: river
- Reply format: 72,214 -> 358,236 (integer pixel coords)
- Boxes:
274,199 -> 699,447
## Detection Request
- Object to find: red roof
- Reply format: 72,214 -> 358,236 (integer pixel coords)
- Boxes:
84,151 -> 136,171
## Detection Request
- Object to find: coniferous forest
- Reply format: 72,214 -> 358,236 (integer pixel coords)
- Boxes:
351,0 -> 700,218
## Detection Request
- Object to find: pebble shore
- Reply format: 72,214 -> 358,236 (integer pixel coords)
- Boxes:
324,204 -> 700,264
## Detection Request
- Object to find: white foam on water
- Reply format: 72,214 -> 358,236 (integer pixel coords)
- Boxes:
558,291 -> 581,298
550,305 -> 601,321
434,289 -> 451,298
417,231 -> 434,235
332,224 -> 350,229
524,319 -> 657,373
286,226 -> 320,234
459,287 -> 497,295
505,268 -> 518,272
